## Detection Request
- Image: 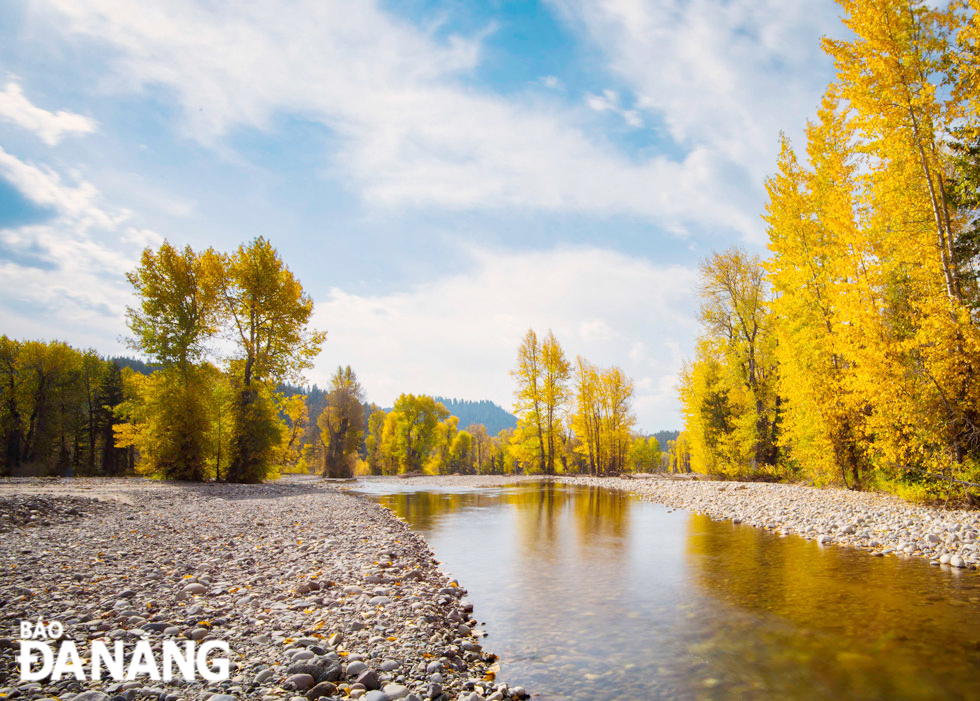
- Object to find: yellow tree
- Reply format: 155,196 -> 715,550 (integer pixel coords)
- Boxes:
571,357 -> 601,474
686,248 -> 779,475
221,237 -> 325,482
125,242 -> 223,480
765,96 -> 871,487
319,366 -> 366,478
823,0 -> 980,489
541,331 -> 571,474
279,393 -> 309,473
511,329 -> 546,472
383,394 -> 449,473
571,358 -> 636,474
365,408 -> 387,475
600,365 -> 635,472
467,423 -> 493,474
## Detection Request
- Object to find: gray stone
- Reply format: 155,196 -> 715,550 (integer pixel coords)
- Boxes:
356,668 -> 380,690
951,555 -> 966,568
364,692 -> 390,701
306,681 -> 338,699
347,661 -> 368,677
383,684 -> 410,700
73,693 -> 110,701
284,673 -> 316,691
182,583 -> 207,595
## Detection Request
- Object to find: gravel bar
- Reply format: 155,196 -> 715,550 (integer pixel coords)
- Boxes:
0,477 -> 524,701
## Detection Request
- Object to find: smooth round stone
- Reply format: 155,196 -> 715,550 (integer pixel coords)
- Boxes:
183,583 -> 207,595
347,661 -> 368,677
380,660 -> 399,672
951,555 -> 966,568
364,691 -> 390,701
383,683 -> 409,699
284,673 -> 316,691
356,668 -> 380,690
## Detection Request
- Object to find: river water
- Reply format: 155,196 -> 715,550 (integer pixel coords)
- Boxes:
351,480 -> 980,700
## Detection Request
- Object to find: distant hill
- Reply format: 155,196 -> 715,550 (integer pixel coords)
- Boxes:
652,430 -> 680,447
110,356 -> 160,375
433,397 -> 517,435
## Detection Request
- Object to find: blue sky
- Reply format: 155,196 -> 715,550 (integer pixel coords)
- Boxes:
0,0 -> 844,430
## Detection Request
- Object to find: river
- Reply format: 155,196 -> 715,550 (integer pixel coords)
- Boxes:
351,479 -> 980,700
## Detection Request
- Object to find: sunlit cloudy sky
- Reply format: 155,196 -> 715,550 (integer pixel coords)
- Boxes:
0,0 -> 846,431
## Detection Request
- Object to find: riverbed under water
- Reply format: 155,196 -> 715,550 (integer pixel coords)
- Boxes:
351,480 -> 980,700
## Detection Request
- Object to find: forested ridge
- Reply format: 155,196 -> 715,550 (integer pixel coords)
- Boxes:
675,0 -> 980,504
431,397 -> 517,436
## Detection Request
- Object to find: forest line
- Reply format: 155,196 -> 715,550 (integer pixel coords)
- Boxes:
0,240 -> 665,480
674,0 -> 980,503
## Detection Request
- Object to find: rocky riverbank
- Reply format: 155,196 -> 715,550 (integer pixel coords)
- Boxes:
557,474 -> 980,571
389,473 -> 980,571
0,477 -> 525,701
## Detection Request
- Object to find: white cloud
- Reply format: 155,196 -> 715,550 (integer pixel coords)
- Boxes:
28,0 -> 828,239
586,89 -> 619,113
312,245 -> 697,429
0,81 -> 97,145
541,75 -> 563,90
550,0 -> 839,178
586,88 -> 645,129
0,147 -> 157,350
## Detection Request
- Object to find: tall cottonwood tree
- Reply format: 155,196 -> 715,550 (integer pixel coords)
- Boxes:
125,242 -> 223,480
570,357 -> 636,474
511,329 -> 569,474
221,237 -> 325,482
679,249 -> 779,476
319,366 -> 366,478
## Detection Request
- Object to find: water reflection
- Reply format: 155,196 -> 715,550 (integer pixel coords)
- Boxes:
354,480 -> 980,700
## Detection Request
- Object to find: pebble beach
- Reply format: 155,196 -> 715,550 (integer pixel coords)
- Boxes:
0,477 -> 521,701
2,471 -> 977,700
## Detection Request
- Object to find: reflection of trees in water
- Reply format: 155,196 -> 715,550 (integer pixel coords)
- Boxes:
682,513 -> 980,699
376,491 -> 498,531
572,485 -> 630,541
376,483 -> 632,558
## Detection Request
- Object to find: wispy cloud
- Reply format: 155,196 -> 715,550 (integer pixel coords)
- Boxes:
0,81 -> 97,145
313,244 -> 698,429
550,0 -> 839,177
585,89 -> 643,128
29,0 -> 825,239
0,146 -> 160,350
